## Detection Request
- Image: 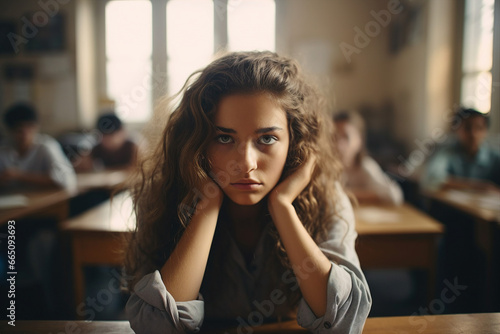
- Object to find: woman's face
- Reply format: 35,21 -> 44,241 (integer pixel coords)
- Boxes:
207,93 -> 290,205
334,120 -> 362,168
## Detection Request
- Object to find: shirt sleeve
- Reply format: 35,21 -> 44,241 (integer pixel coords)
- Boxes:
420,147 -> 451,191
361,156 -> 404,205
41,137 -> 77,190
296,185 -> 372,333
126,270 -> 205,334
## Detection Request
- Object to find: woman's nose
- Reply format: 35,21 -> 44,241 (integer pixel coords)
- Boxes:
237,142 -> 258,174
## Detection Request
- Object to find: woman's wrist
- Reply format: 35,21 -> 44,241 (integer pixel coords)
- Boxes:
268,199 -> 295,225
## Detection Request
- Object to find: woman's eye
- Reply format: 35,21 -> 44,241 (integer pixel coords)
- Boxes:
258,135 -> 278,145
216,135 -> 233,144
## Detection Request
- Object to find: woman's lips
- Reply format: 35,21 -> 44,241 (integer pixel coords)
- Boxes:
230,183 -> 263,190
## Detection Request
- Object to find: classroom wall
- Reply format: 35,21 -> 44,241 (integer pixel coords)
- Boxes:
388,0 -> 458,149
276,0 -> 392,111
0,0 -> 79,135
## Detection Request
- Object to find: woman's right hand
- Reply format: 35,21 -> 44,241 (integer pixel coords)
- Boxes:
195,176 -> 224,213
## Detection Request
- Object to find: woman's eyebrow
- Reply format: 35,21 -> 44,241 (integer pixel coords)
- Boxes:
216,126 -> 236,133
216,126 -> 283,134
255,126 -> 283,134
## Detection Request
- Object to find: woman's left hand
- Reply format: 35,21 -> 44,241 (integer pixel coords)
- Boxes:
269,155 -> 316,206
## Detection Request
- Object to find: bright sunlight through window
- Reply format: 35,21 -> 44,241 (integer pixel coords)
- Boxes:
106,0 -> 152,122
460,0 -> 494,113
167,0 -> 214,96
227,0 -> 275,52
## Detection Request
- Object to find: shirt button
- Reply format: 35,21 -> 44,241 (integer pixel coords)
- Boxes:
324,321 -> 332,329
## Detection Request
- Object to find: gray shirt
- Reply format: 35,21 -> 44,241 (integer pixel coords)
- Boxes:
126,186 -> 371,333
0,134 -> 76,190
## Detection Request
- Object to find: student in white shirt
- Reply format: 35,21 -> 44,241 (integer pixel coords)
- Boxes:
333,110 -> 403,205
124,52 -> 371,333
0,103 -> 76,191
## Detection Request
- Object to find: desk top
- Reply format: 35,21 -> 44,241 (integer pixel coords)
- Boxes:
354,203 -> 444,236
76,169 -> 130,192
0,170 -> 130,226
0,188 -> 73,225
61,191 -> 135,232
424,189 -> 500,223
1,313 -> 499,333
61,194 -> 444,238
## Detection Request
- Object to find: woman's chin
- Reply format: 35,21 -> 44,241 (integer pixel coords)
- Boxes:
226,193 -> 266,206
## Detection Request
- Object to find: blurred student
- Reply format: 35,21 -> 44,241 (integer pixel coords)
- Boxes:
421,107 -> 500,192
0,103 -> 76,190
0,103 -> 76,318
333,110 -> 403,205
76,113 -> 138,171
421,107 -> 500,313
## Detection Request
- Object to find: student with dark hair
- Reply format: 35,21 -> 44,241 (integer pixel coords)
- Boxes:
91,113 -> 138,169
0,103 -> 76,190
421,107 -> 500,192
76,112 -> 138,171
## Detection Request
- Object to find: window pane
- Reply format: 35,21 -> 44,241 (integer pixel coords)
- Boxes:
105,0 -> 152,122
167,0 -> 214,95
460,71 -> 492,113
227,0 -> 275,52
106,60 -> 153,122
462,0 -> 494,73
106,1 -> 152,60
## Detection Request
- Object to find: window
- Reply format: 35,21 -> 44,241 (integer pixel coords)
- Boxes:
227,0 -> 275,52
166,0 -> 214,96
460,0 -> 494,113
105,0 -> 152,122
102,0 -> 276,122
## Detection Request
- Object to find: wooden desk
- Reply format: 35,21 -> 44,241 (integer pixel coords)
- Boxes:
354,204 -> 444,301
0,188 -> 73,226
61,192 -> 134,313
424,189 -> 500,223
2,313 -> 499,333
62,197 -> 444,315
424,189 -> 500,310
76,169 -> 129,193
0,170 -> 129,226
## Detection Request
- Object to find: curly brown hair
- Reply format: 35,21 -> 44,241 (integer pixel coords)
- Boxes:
123,51 -> 344,312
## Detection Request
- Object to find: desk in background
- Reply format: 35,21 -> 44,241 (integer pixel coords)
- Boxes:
2,313 -> 499,333
0,170 -> 130,226
76,169 -> 129,193
61,191 -> 134,312
424,188 -> 500,311
354,204 -> 444,301
62,195 -> 443,314
0,188 -> 73,226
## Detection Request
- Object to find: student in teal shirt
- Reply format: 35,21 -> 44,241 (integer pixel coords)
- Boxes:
421,107 -> 500,192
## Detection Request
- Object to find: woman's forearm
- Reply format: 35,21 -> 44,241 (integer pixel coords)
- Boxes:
269,200 -> 332,317
160,201 -> 220,302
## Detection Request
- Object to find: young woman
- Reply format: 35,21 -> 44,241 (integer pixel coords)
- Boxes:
124,51 -> 371,333
333,110 -> 403,205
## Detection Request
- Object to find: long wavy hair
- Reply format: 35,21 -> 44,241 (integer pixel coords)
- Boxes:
124,51 -> 343,312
